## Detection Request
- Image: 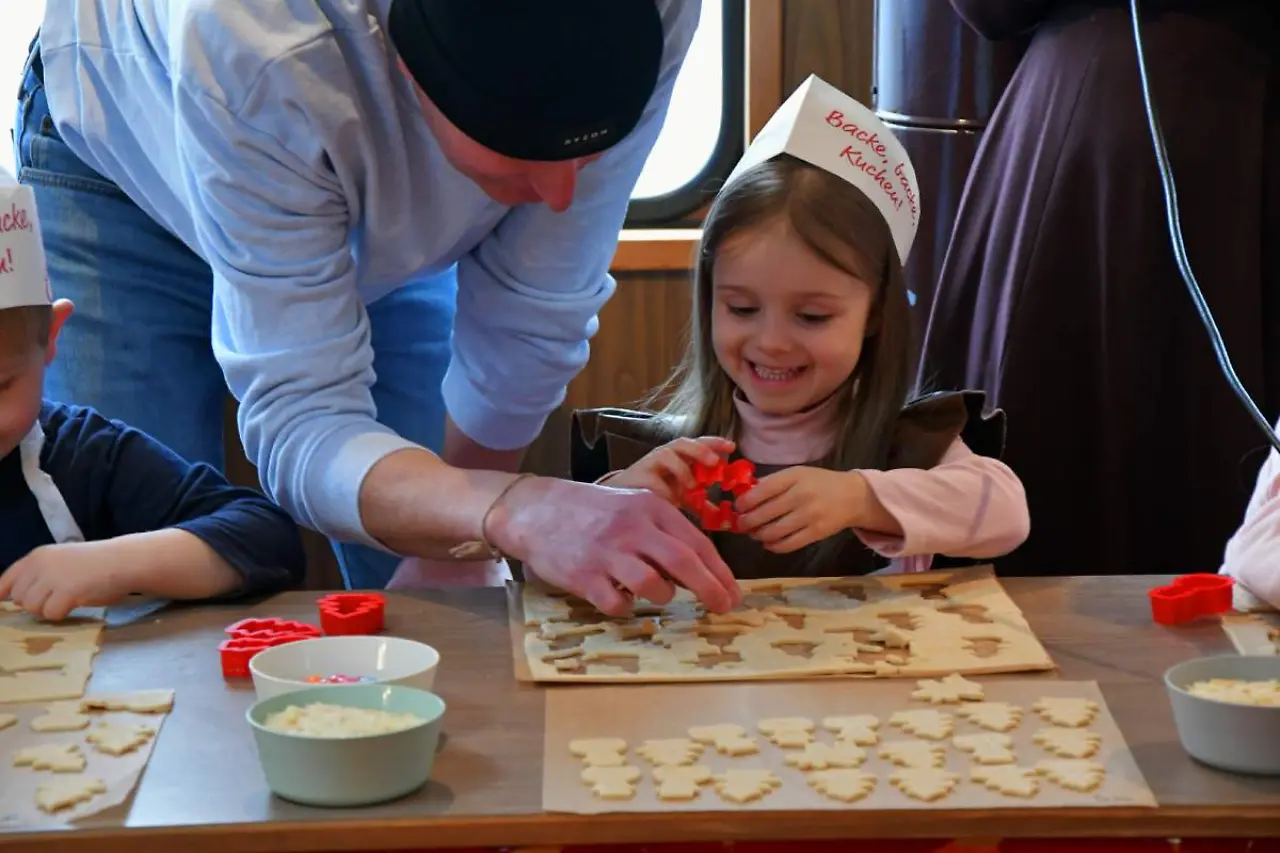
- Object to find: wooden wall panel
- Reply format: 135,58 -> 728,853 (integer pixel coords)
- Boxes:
782,0 -> 875,102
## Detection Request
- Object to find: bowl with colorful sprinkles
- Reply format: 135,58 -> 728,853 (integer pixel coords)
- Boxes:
249,634 -> 440,701
1165,654 -> 1280,775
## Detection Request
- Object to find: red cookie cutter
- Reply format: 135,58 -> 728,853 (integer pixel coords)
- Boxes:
219,617 -> 323,678
681,457 -> 757,532
1148,573 -> 1234,625
225,617 -> 322,640
318,592 -> 386,636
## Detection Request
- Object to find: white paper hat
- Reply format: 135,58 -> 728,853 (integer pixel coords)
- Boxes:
0,165 -> 51,310
726,74 -> 921,264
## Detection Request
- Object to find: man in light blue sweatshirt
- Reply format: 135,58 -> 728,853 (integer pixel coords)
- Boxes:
16,0 -> 742,616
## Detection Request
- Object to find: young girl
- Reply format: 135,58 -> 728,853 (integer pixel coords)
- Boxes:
571,76 -> 1030,579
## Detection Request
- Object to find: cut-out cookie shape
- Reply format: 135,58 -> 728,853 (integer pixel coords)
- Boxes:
1035,758 -> 1106,792
971,765 -> 1039,798
807,768 -> 877,803
581,765 -> 641,800
0,713 -> 16,731
711,768 -> 782,804
636,738 -> 704,767
86,722 -> 157,757
954,701 -> 1022,733
879,740 -> 945,769
80,689 -> 174,714
757,716 -> 814,748
953,733 -> 1015,765
911,673 -> 984,705
822,714 -> 880,745
652,764 -> 713,801
890,767 -> 959,802
569,737 -> 628,766
1033,727 -> 1101,759
784,741 -> 867,770
888,708 -> 954,740
14,743 -> 86,773
1032,697 -> 1099,728
31,700 -> 91,733
688,723 -> 759,756
35,776 -> 107,813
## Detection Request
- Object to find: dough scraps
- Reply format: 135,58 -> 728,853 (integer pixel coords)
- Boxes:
890,767 -> 960,802
688,723 -> 759,756
636,738 -> 704,766
971,765 -> 1039,798
879,740 -> 946,769
85,721 -> 157,757
1031,697 -> 1098,728
711,768 -> 783,804
80,689 -> 175,714
652,764 -> 713,801
807,768 -> 877,803
569,738 -> 628,767
1033,727 -> 1102,759
888,708 -> 954,740
821,714 -> 880,745
14,742 -> 86,773
954,701 -> 1023,733
911,673 -> 984,705
581,765 -> 642,800
952,732 -> 1016,765
1035,759 -> 1106,792
757,716 -> 815,748
783,741 -> 867,770
31,700 -> 91,732
35,775 -> 107,813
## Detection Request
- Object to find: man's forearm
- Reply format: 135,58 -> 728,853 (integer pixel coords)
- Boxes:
442,413 -> 527,473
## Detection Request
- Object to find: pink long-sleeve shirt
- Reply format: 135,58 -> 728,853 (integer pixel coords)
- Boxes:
733,392 -> 1030,573
1219,423 -> 1280,609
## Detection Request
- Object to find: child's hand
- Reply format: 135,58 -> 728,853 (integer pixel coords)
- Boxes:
735,467 -> 868,553
604,436 -> 736,504
0,542 -> 131,622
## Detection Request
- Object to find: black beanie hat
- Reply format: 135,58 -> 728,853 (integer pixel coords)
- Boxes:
388,0 -> 665,162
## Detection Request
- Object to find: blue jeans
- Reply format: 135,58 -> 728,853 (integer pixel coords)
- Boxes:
13,45 -> 457,589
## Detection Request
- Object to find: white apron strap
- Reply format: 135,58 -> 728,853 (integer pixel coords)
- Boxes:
18,422 -> 85,544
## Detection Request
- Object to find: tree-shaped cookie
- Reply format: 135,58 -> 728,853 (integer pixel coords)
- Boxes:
581,765 -> 642,800
711,768 -> 782,804
688,723 -> 759,756
1031,697 -> 1099,728
783,741 -> 867,770
31,701 -> 90,733
954,701 -> 1022,733
35,776 -> 107,814
85,722 -> 157,757
757,716 -> 814,748
13,743 -> 86,773
652,764 -> 713,801
822,714 -> 880,745
807,769 -> 877,803
1035,759 -> 1106,792
971,765 -> 1039,798
636,738 -> 704,767
889,767 -> 959,802
911,673 -> 984,705
1032,727 -> 1101,759
952,733 -> 1015,765
888,709 -> 954,740
569,737 -> 628,766
879,740 -> 945,769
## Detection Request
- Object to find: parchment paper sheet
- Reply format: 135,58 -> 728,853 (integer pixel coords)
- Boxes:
0,692 -> 171,829
543,679 -> 1155,814
1220,612 -> 1279,656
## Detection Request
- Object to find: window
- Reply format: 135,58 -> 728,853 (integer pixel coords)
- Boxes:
1,1 -> 43,177
627,0 -> 744,226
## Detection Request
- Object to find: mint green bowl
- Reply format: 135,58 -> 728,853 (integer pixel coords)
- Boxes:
247,683 -> 446,807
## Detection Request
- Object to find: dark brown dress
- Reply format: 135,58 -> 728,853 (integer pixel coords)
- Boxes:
917,0 -> 1280,577
570,391 -> 1006,579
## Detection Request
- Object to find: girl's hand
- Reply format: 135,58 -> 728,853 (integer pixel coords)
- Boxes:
0,542 -> 131,622
735,467 -> 869,553
604,436 -> 736,504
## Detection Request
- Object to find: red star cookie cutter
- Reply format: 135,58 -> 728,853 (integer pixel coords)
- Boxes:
1148,573 -> 1234,625
219,617 -> 322,679
681,457 -> 757,532
318,592 -> 386,636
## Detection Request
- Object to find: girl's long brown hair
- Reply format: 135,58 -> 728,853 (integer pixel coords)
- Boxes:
653,154 -> 913,475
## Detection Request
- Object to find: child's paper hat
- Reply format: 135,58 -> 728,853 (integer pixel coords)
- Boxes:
726,74 -> 921,264
0,165 -> 51,310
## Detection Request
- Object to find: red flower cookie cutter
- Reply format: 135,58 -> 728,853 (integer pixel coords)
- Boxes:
318,592 -> 386,636
1148,573 -> 1234,625
219,618 -> 322,679
681,457 -> 757,532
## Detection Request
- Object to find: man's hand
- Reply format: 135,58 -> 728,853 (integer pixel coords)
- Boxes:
486,477 -> 742,617
0,542 -> 131,621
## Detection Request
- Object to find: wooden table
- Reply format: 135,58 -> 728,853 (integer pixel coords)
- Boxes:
5,576 -> 1280,853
